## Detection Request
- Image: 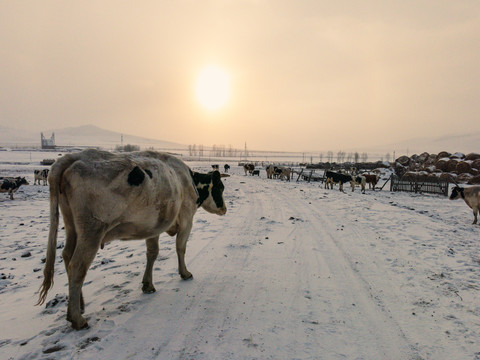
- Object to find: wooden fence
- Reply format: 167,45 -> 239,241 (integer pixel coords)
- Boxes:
390,175 -> 449,196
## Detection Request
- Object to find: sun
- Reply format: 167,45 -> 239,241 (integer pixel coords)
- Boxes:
195,65 -> 230,111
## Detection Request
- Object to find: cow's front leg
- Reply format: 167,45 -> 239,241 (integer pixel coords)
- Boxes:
473,208 -> 478,224
176,221 -> 193,280
142,236 -> 159,293
66,227 -> 103,330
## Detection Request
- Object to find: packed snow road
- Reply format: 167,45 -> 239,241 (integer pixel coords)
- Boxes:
1,164 -> 480,359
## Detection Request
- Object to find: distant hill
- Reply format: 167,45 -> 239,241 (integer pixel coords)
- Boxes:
0,124 -> 185,150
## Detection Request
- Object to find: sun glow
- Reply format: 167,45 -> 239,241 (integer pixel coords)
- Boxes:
195,65 -> 230,111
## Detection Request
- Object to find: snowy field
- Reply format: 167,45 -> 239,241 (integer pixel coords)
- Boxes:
1,151 -> 480,360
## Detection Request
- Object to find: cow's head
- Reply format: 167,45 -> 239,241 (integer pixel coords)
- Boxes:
450,186 -> 465,200
17,177 -> 29,186
192,170 -> 227,215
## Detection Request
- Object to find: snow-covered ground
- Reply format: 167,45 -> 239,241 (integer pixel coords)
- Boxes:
1,151 -> 479,360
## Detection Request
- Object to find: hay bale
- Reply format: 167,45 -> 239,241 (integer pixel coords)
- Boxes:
447,159 -> 460,172
465,153 -> 480,161
436,151 -> 451,160
439,173 -> 456,182
472,159 -> 480,169
450,152 -> 465,159
456,161 -> 472,175
468,175 -> 480,184
396,156 -> 410,166
418,152 -> 430,163
435,158 -> 449,172
457,173 -> 474,183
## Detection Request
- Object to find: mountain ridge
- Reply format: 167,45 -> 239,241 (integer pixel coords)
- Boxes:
0,124 -> 185,149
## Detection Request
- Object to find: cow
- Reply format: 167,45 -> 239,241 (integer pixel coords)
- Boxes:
224,164 -> 230,173
243,163 -> 255,175
37,149 -> 227,330
34,169 -> 50,185
1,177 -> 29,200
351,175 -> 366,193
280,167 -> 292,181
266,165 -> 274,179
363,174 -> 379,190
449,185 -> 480,224
252,170 -> 260,176
324,170 -> 353,192
211,164 -> 219,171
273,166 -> 283,179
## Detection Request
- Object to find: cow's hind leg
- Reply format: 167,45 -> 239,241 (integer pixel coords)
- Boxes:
62,216 -> 85,313
473,207 -> 478,224
142,236 -> 159,293
66,225 -> 104,330
176,221 -> 193,280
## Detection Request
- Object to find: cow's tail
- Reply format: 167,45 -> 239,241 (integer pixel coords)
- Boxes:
37,154 -> 78,306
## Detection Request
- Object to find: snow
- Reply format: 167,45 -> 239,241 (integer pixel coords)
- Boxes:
1,151 -> 480,360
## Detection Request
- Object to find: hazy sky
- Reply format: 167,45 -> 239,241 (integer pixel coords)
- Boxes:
1,1 -> 479,152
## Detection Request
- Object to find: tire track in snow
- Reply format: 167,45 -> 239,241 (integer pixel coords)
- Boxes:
264,183 -> 419,359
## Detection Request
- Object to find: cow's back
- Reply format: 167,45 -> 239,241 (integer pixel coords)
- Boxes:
56,150 -> 197,238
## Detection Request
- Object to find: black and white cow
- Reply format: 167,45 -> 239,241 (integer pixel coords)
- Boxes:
224,164 -> 230,173
37,149 -> 228,329
1,177 -> 29,200
324,171 -> 353,192
450,186 -> 480,224
244,163 -> 255,175
351,175 -> 366,193
34,169 -> 50,185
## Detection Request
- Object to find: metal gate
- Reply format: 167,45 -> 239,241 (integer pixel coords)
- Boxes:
390,175 -> 449,196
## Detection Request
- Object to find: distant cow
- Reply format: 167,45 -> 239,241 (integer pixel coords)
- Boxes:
252,170 -> 260,176
324,171 -> 353,192
244,163 -> 255,175
450,185 -> 480,224
1,177 -> 29,200
266,165 -> 274,179
280,167 -> 292,181
351,175 -> 366,193
363,174 -> 379,190
34,169 -> 49,185
37,149 -> 228,329
224,164 -> 230,173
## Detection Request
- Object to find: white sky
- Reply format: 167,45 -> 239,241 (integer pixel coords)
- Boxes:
1,1 -> 479,151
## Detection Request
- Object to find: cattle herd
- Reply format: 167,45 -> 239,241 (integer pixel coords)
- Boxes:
1,151 -> 479,330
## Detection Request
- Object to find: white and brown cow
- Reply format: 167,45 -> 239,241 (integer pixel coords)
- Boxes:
37,149 -> 227,329
34,169 -> 49,185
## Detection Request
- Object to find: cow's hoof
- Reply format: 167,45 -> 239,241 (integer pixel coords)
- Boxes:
181,272 -> 193,280
142,283 -> 156,293
71,318 -> 89,330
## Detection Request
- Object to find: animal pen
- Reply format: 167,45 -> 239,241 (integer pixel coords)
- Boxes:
390,174 -> 449,196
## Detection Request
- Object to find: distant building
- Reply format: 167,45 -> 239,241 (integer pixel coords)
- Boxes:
41,132 -> 56,149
